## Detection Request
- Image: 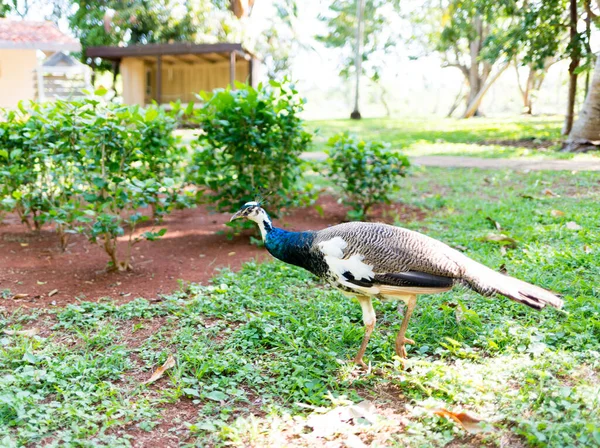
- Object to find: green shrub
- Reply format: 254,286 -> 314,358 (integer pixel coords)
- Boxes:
325,133 -> 410,219
0,111 -> 33,228
190,81 -> 312,213
0,94 -> 189,270
136,105 -> 191,218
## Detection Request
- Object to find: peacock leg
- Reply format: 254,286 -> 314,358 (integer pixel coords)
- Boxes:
353,296 -> 376,368
395,294 -> 417,358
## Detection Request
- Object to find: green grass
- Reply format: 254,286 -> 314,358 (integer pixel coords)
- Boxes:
1,167 -> 599,446
307,116 -> 600,159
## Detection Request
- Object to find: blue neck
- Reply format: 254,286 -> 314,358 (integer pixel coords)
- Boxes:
263,225 -> 316,271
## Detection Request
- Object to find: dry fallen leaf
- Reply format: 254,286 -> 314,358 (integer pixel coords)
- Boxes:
481,233 -> 517,248
3,328 -> 39,337
142,355 -> 176,385
228,251 -> 236,256
550,209 -> 565,217
48,289 -> 58,297
36,281 -> 47,285
20,243 -> 29,247
11,294 -> 29,300
433,408 -> 491,434
566,221 -> 582,230
542,188 -> 560,197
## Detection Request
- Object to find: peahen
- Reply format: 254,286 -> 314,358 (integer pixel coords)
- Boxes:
231,202 -> 563,367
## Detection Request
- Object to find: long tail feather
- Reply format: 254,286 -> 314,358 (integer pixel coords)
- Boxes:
463,262 -> 563,310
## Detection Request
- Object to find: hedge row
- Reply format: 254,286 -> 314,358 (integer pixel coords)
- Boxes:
0,82 -> 410,271
0,92 -> 189,270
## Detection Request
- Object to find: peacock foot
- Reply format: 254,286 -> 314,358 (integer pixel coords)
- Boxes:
353,356 -> 368,370
395,337 -> 415,358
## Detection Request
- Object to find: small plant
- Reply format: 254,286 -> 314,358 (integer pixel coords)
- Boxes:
325,133 -> 410,219
136,106 -> 189,218
74,101 -> 173,271
0,110 -> 37,229
190,80 -> 312,214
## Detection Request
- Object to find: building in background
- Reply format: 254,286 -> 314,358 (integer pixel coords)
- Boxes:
0,19 -> 85,108
87,43 -> 257,106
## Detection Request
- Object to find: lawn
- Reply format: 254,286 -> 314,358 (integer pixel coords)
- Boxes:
2,166 -> 599,447
306,116 -> 600,159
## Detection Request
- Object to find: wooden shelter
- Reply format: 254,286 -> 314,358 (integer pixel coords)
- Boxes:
87,43 -> 257,106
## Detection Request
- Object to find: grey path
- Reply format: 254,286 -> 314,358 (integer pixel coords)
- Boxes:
302,152 -> 600,171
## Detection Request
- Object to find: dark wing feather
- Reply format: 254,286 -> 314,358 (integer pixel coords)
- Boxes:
374,272 -> 454,288
342,270 -> 454,289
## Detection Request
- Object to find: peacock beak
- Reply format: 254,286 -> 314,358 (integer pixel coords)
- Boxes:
230,210 -> 244,222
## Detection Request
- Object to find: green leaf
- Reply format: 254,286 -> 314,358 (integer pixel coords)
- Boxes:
92,177 -> 108,189
205,390 -> 228,402
183,388 -> 200,397
22,351 -> 39,364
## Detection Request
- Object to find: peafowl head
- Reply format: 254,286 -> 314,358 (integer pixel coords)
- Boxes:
230,201 -> 273,239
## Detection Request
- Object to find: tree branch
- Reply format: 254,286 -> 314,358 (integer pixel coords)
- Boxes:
442,62 -> 469,80
584,0 -> 599,20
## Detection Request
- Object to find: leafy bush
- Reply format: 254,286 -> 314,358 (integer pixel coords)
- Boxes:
190,81 -> 312,213
0,94 -> 189,270
0,112 -> 33,228
325,133 -> 410,219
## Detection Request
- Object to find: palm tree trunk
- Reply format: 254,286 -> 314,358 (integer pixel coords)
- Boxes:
350,0 -> 366,120
562,0 -> 580,135
564,56 -> 600,152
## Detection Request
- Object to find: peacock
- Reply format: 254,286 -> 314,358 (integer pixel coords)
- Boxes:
231,201 -> 563,367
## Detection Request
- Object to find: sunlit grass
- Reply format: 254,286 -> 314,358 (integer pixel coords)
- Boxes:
1,167 -> 598,446
307,115 -> 600,159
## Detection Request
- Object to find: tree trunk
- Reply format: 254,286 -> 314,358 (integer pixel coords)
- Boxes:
516,63 -> 550,115
447,82 -> 466,117
462,63 -> 509,119
562,0 -> 580,135
516,64 -> 534,114
564,56 -> 600,152
465,16 -> 484,117
351,0 -> 366,119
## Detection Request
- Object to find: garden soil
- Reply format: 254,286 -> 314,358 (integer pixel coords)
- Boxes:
0,195 -> 425,312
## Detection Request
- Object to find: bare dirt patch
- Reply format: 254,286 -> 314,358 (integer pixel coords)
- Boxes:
479,138 -> 560,150
0,196 -> 424,312
110,398 -> 199,448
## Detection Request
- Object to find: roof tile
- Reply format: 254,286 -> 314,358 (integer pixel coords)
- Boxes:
0,19 -> 80,51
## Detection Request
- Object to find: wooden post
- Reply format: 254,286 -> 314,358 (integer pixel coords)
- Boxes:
156,55 -> 162,104
248,58 -> 254,87
111,60 -> 120,91
90,60 -> 96,87
229,51 -> 236,89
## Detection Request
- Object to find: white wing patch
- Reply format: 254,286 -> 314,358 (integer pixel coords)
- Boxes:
318,236 -> 347,258
318,237 -> 376,294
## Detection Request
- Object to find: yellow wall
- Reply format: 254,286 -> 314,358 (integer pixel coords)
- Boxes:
0,49 -> 37,108
120,57 -> 145,106
120,57 -> 251,105
153,60 -> 250,103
